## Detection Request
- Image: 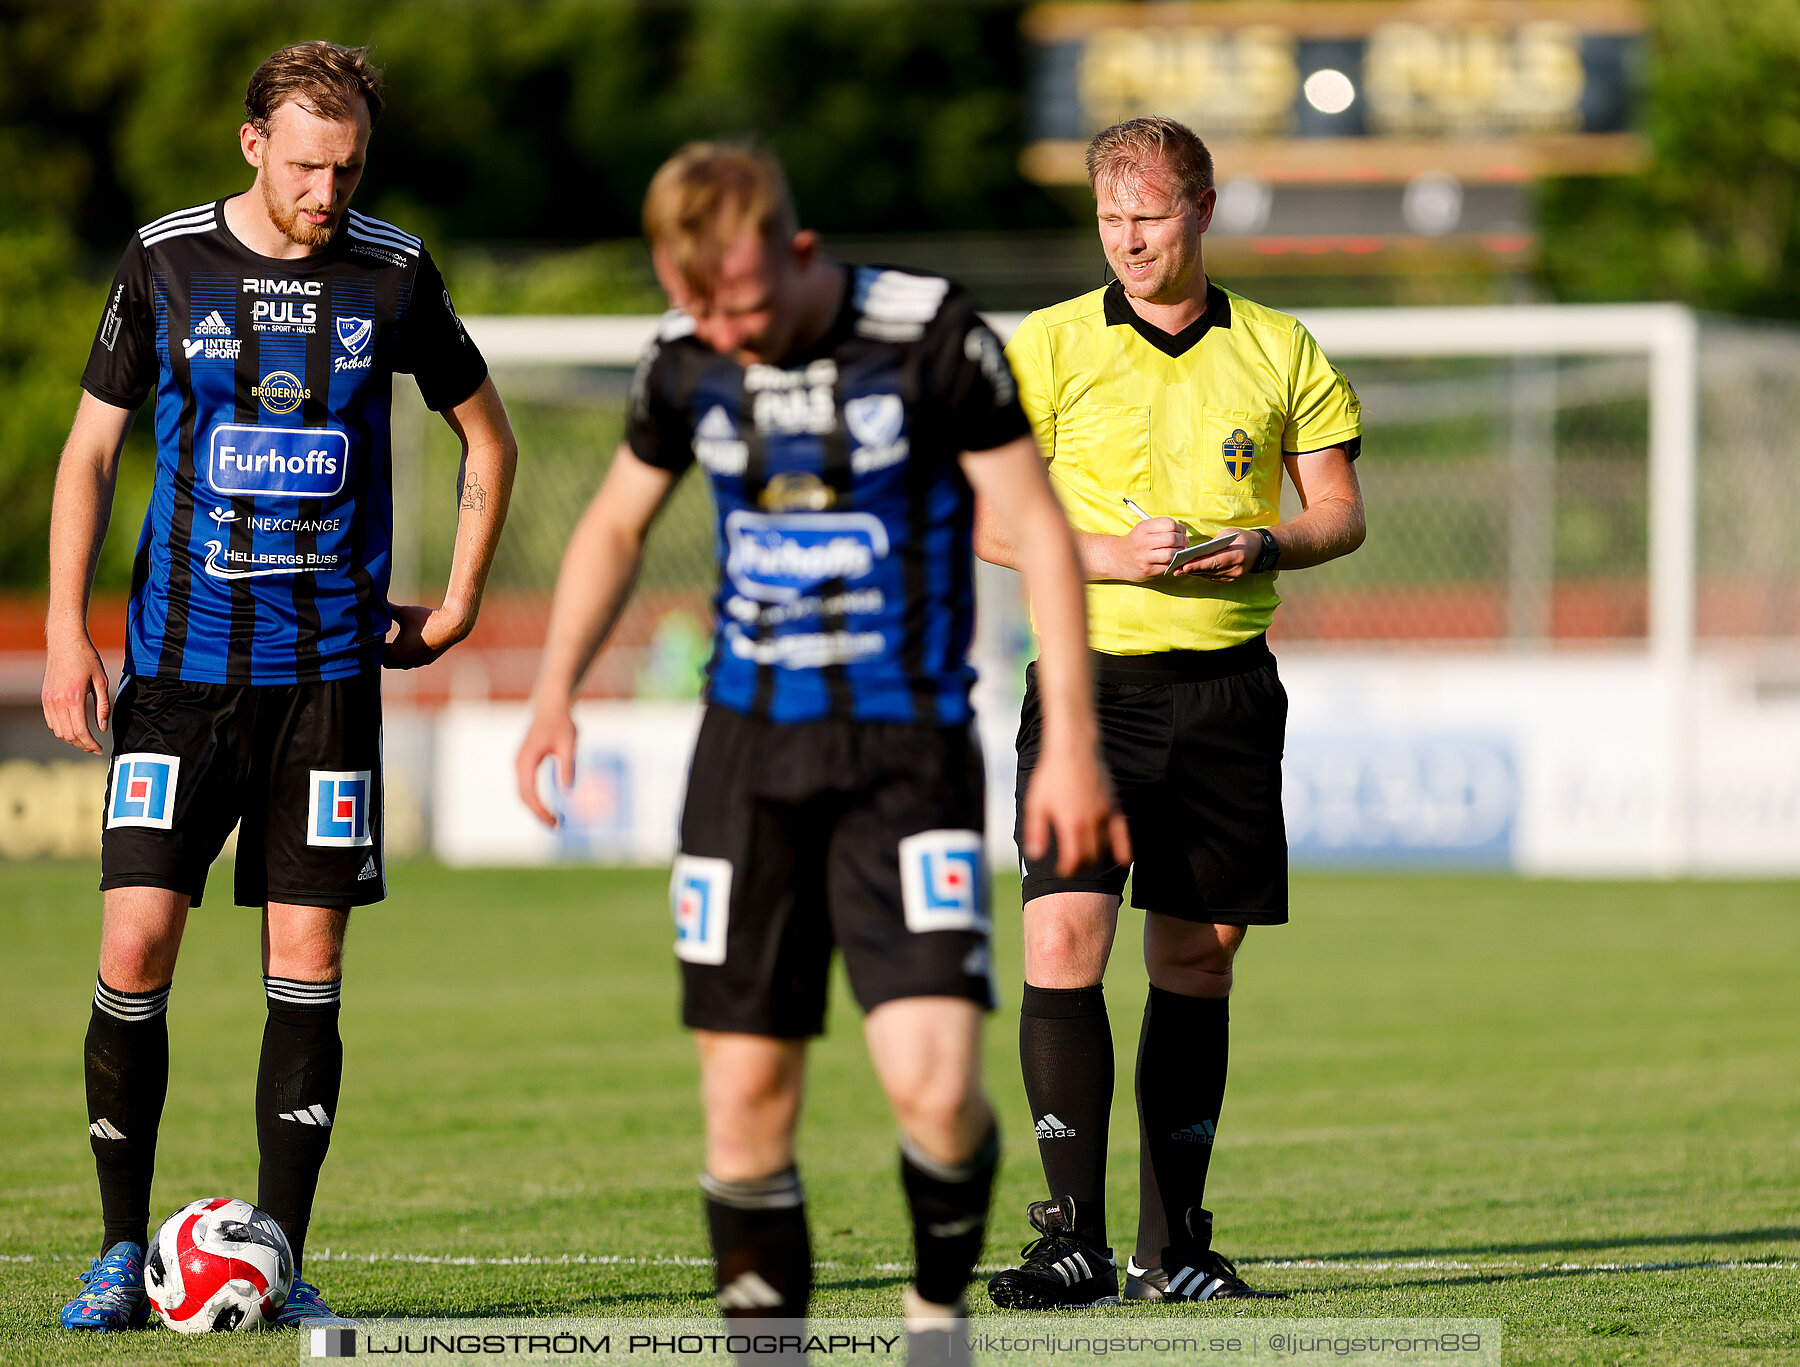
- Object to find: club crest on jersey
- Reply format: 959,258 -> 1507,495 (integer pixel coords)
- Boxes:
671,854 -> 731,965
898,829 -> 989,934
334,316 -> 374,372
107,754 -> 180,829
336,316 -> 372,355
1222,428 -> 1255,481
308,770 -> 373,847
845,392 -> 909,474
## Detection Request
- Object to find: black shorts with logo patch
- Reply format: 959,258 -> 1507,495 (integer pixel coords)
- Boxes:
1015,637 -> 1289,925
100,673 -> 385,909
673,706 -> 995,1038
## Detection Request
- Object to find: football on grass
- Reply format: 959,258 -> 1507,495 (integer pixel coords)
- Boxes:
146,1197 -> 293,1332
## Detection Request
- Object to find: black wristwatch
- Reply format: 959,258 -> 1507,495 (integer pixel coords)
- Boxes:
1251,527 -> 1282,573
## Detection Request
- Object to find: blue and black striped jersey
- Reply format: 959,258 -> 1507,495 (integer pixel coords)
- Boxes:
626,265 -> 1030,726
81,200 -> 487,684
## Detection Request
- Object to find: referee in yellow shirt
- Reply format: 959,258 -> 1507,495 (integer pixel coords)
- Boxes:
978,117 -> 1366,1307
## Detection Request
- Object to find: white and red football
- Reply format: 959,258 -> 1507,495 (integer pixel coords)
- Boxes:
145,1197 -> 293,1332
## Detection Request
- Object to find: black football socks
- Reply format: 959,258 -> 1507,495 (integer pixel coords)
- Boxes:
701,1167 -> 812,1319
1135,986 -> 1229,1265
900,1123 -> 999,1307
256,976 -> 344,1270
86,977 -> 172,1253
1019,983 -> 1112,1248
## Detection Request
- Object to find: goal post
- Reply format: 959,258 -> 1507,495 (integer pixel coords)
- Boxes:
435,303 -> 1800,877
461,302 -> 1700,674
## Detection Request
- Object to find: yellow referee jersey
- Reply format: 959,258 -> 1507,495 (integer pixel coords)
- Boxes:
1006,280 -> 1361,654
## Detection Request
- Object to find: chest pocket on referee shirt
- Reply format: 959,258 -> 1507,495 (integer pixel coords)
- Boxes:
1168,405 -> 1282,520
1053,404 -> 1152,495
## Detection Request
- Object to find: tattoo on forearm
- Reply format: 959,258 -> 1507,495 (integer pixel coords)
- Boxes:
460,474 -> 487,512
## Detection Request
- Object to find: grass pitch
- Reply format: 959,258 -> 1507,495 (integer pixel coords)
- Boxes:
2,863 -> 1796,1365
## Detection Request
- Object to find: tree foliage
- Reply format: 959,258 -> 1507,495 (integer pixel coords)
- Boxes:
2,0 -> 1799,590
1539,0 -> 1800,316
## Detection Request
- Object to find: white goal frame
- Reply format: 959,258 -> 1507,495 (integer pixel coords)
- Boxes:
465,304 -> 1699,670
463,304 -> 1702,869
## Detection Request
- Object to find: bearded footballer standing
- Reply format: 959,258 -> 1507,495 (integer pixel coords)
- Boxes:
44,42 -> 516,1330
516,143 -> 1125,1361
978,117 -> 1366,1308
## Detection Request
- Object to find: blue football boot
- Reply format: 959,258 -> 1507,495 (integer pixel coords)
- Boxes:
60,1241 -> 151,1331
272,1278 -> 351,1327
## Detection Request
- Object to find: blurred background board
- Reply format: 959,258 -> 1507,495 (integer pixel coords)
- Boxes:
1021,0 -> 1649,280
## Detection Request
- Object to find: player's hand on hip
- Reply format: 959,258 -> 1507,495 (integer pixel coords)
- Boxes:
515,704 -> 577,828
383,602 -> 470,669
1021,737 -> 1132,877
41,631 -> 112,755
1111,516 -> 1187,580
1173,528 -> 1257,582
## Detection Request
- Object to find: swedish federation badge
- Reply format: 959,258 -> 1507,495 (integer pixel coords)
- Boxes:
1222,428 -> 1255,481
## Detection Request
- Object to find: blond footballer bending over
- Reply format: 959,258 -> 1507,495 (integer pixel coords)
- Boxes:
979,116 -> 1365,1308
516,144 -> 1126,1362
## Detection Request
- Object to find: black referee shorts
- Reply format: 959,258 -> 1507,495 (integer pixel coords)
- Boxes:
674,706 -> 996,1039
1014,637 -> 1288,925
100,672 -> 385,910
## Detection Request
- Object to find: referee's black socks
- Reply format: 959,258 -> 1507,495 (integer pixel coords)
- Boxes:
256,975 -> 344,1271
701,1167 -> 812,1319
1019,983 -> 1112,1248
1136,986 -> 1229,1265
85,977 -> 172,1253
900,1122 -> 999,1307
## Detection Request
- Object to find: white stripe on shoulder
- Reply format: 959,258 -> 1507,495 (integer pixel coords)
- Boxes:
142,220 -> 219,248
855,268 -> 951,341
348,220 -> 420,250
140,206 -> 216,246
658,310 -> 696,341
348,223 -> 420,258
348,210 -> 423,247
140,202 -> 215,236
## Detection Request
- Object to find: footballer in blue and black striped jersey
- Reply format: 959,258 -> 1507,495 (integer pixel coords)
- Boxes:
625,266 -> 1029,726
81,199 -> 487,686
520,141 -> 1125,1334
52,44 -> 519,1334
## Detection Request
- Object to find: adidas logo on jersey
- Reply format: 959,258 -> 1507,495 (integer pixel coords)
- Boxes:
89,1118 -> 126,1140
357,855 -> 379,882
182,308 -> 241,362
279,1104 -> 333,1127
1035,1113 -> 1076,1139
1171,1119 -> 1217,1145
693,404 -> 748,475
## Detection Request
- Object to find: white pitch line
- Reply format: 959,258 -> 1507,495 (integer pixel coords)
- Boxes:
308,1250 -> 731,1268
5,1251 -> 1793,1276
1252,1258 -> 1797,1273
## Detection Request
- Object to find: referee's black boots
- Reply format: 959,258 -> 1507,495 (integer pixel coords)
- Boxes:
985,1197 -> 1119,1309
1123,1207 -> 1287,1300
